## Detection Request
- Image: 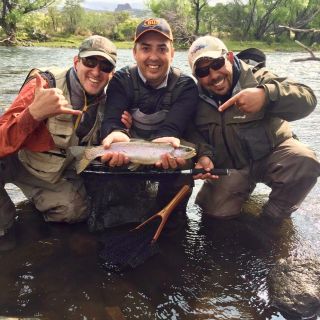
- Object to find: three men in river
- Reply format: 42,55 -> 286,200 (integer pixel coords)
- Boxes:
1,21 -> 319,244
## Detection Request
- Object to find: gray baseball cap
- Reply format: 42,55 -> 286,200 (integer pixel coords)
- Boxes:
188,36 -> 228,75
78,35 -> 117,66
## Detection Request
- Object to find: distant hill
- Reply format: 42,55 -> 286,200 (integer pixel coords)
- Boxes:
82,0 -> 146,11
115,3 -> 132,11
115,2 -> 151,17
82,1 -> 151,17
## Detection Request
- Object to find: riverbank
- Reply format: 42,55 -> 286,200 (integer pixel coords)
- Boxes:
3,34 -> 319,52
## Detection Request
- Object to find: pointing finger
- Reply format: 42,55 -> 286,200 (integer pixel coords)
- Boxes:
218,94 -> 239,112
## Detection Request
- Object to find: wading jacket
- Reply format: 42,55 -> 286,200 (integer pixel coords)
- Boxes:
193,60 -> 317,169
100,66 -> 199,141
0,67 -> 104,183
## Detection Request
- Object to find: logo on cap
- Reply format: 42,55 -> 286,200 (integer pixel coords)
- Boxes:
190,44 -> 206,55
143,18 -> 159,27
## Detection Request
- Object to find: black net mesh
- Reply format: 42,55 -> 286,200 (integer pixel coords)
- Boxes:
99,221 -> 160,272
85,175 -> 158,231
83,164 -> 193,271
83,164 -> 192,232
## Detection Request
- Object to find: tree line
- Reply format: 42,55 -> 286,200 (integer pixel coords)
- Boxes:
0,0 -> 319,46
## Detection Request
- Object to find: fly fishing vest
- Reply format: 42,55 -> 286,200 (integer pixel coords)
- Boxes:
18,67 -> 102,183
128,66 -> 181,139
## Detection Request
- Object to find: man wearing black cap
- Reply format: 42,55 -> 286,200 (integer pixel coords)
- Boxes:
96,18 -> 199,228
101,18 -> 198,151
0,35 -> 126,245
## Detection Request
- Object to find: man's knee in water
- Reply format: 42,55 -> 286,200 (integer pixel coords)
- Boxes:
43,198 -> 89,223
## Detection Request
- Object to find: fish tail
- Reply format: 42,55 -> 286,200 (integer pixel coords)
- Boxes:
75,158 -> 91,174
74,146 -> 98,174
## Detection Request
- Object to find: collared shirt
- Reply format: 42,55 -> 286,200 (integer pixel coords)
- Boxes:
0,78 -> 55,158
137,67 -> 169,89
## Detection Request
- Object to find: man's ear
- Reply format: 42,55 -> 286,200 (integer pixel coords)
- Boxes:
73,56 -> 79,70
227,51 -> 234,64
170,46 -> 175,61
132,44 -> 137,59
109,70 -> 115,81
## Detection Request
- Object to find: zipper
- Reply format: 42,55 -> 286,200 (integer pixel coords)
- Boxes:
219,100 -> 237,168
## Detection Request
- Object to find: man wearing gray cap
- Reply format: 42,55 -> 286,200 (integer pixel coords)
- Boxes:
187,35 -> 320,221
0,35 -> 125,247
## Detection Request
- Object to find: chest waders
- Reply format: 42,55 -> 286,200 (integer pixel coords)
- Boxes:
129,66 -> 181,139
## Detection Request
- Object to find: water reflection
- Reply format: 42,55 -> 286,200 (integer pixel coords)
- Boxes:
0,47 -> 319,319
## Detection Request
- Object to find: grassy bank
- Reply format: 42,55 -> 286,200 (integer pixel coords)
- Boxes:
22,35 -> 319,52
31,35 -> 133,49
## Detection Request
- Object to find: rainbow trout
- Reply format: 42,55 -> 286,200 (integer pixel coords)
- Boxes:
70,140 -> 196,174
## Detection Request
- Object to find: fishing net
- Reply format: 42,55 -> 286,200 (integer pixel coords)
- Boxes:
82,163 -> 193,271
83,164 -> 159,231
83,163 -> 192,232
99,221 -> 160,272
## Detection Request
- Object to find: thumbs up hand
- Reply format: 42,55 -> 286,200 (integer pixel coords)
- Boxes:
29,72 -> 82,122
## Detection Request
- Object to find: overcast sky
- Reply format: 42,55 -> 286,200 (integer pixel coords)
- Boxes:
82,0 -> 145,10
82,0 -> 230,11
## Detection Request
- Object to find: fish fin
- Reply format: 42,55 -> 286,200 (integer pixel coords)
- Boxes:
72,146 -> 97,174
75,158 -> 91,174
128,163 -> 140,171
69,146 -> 86,160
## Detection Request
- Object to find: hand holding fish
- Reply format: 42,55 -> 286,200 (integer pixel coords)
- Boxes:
152,137 -> 180,148
154,153 -> 186,170
101,131 -> 130,166
218,88 -> 265,113
193,156 -> 219,180
102,131 -> 130,148
152,137 -> 186,169
29,72 -> 82,121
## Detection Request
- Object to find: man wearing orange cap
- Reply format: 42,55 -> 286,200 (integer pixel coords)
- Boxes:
187,35 -> 320,221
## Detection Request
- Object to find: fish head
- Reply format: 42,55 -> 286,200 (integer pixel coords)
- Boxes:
171,145 -> 196,159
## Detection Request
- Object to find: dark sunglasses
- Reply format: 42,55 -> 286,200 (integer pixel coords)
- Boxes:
195,56 -> 226,78
80,56 -> 114,73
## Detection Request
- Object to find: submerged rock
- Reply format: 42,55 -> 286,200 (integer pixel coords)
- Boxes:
242,194 -> 267,216
269,256 -> 320,318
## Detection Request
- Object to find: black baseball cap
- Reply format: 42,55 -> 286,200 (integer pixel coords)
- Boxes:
134,18 -> 173,42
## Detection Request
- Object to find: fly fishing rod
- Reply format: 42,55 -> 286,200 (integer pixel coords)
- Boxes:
83,165 -> 230,176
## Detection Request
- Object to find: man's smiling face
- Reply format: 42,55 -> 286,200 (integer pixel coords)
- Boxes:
133,31 -> 174,88
196,54 -> 234,96
74,55 -> 114,95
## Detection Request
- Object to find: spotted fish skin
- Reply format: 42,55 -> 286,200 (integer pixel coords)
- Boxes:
70,140 -> 196,173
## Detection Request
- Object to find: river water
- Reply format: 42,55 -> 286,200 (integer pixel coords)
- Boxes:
0,47 -> 319,320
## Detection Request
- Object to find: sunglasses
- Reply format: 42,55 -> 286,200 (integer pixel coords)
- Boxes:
195,56 -> 226,78
80,56 -> 114,73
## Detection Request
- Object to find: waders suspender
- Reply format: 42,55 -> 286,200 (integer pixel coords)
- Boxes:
129,66 -> 182,110
19,68 -> 56,93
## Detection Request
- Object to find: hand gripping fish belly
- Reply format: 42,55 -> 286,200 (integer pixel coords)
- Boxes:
70,140 -> 196,174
